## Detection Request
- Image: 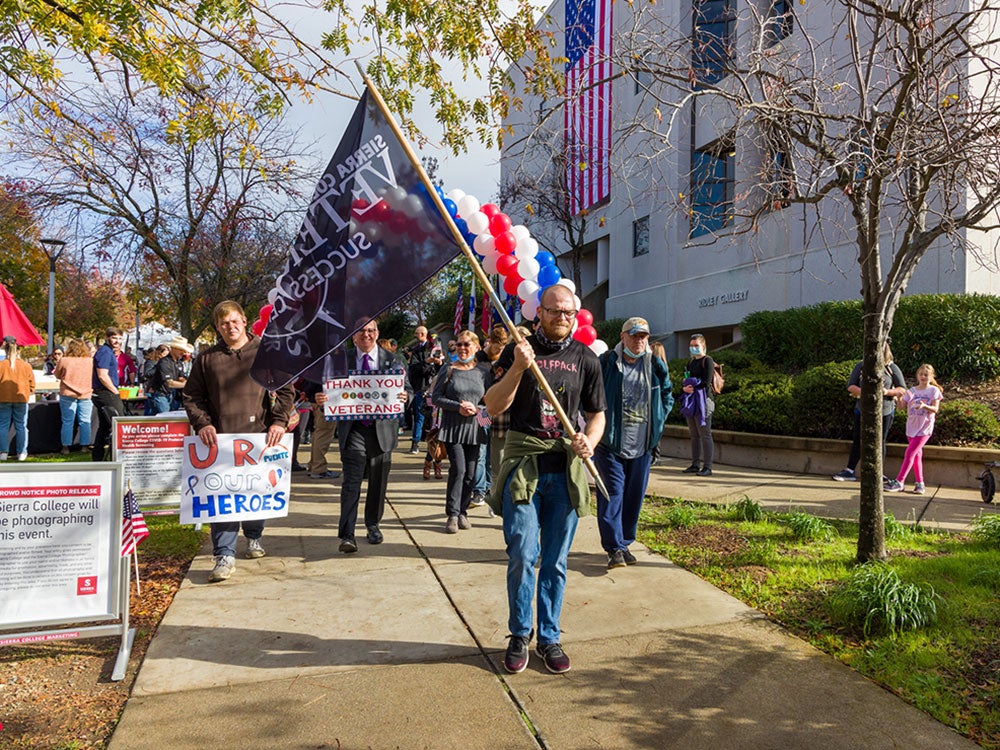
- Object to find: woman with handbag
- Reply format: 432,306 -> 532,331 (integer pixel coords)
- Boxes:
432,330 -> 491,533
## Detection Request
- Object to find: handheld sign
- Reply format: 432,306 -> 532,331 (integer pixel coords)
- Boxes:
180,433 -> 293,526
323,367 -> 406,421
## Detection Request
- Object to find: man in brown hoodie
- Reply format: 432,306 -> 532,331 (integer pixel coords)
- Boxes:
183,301 -> 295,583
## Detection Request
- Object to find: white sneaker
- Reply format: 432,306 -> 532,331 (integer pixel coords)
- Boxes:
16,453 -> 27,461
0,452 -> 7,461
209,555 -> 236,582
246,538 -> 266,559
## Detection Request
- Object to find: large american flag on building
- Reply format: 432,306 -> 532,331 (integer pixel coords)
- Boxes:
565,0 -> 612,216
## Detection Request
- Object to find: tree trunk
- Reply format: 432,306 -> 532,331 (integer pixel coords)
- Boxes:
856,306 -> 888,562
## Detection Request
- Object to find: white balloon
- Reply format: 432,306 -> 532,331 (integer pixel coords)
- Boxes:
447,188 -> 466,203
557,278 -> 577,295
572,318 -> 579,334
572,294 -> 582,312
483,254 -> 500,275
473,234 -> 495,255
511,224 -> 531,240
517,279 -> 540,301
521,297 -> 539,320
466,211 -> 490,235
267,288 -> 279,305
457,194 -> 481,217
590,339 -> 609,356
385,186 -> 408,209
517,257 -> 540,280
404,194 -> 425,217
515,237 -> 539,260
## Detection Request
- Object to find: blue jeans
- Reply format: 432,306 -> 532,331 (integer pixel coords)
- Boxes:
211,520 -> 265,558
594,445 -> 653,553
150,393 -> 172,415
472,439 -> 490,494
411,391 -> 427,445
502,470 -> 578,645
59,395 -> 93,447
0,402 -> 28,455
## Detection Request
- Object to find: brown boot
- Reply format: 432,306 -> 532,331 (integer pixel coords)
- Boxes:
423,459 -> 432,480
434,461 -> 443,480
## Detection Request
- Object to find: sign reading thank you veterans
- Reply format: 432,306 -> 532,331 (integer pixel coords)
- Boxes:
180,433 -> 293,526
323,368 -> 406,421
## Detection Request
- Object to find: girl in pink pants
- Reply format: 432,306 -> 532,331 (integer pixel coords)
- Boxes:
886,364 -> 942,495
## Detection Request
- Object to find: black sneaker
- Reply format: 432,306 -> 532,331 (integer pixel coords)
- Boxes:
622,549 -> 638,565
536,642 -> 571,674
607,550 -> 627,569
338,538 -> 358,554
682,464 -> 701,473
504,630 -> 533,673
697,467 -> 713,476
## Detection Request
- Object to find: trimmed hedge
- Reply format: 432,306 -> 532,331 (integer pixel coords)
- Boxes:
788,361 -> 858,439
740,293 -> 1000,381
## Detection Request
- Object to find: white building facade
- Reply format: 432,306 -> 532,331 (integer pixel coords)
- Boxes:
500,0 -> 1000,356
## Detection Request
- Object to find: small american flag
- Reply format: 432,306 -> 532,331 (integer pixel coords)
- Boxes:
475,406 -> 493,429
453,280 -> 465,336
565,0 -> 613,215
121,488 -> 149,557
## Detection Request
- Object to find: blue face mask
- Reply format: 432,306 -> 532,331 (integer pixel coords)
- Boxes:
457,353 -> 476,364
449,352 -> 458,362
689,346 -> 703,357
623,346 -> 646,359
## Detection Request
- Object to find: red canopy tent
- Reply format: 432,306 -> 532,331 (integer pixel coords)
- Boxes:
0,283 -> 45,346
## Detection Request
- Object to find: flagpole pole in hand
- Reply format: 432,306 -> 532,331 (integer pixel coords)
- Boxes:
355,63 -> 610,502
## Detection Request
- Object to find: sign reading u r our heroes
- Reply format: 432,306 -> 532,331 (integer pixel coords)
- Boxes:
180,433 -> 293,525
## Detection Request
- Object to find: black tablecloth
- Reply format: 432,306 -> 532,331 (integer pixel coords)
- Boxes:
2,400 -> 97,455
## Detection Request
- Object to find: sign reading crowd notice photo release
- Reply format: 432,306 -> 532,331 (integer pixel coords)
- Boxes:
323,367 -> 406,421
0,464 -> 123,631
180,433 -> 293,526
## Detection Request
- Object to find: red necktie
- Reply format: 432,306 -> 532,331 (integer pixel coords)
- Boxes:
361,353 -> 373,425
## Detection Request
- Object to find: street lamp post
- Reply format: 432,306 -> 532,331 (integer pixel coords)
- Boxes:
40,238 -> 67,356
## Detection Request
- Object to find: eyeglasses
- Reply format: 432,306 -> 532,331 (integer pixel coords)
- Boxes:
540,306 -> 579,319
454,342 -> 473,348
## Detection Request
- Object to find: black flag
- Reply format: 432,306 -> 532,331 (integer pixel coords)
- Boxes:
251,90 -> 459,389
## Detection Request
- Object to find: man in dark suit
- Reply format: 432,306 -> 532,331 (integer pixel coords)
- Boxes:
337,318 -> 411,553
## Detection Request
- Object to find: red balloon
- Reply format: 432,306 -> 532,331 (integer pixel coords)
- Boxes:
496,253 -> 519,277
503,273 -> 523,296
369,199 -> 391,223
387,210 -> 409,232
489,212 -> 512,236
251,319 -> 266,336
351,198 -> 370,216
494,231 -> 517,254
573,325 -> 597,346
480,203 -> 500,219
259,304 -> 274,322
576,308 -> 593,327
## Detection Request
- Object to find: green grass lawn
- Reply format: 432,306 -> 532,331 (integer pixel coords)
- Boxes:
638,495 -> 1000,748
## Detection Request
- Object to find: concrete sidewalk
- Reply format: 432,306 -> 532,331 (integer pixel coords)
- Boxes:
109,451 -> 990,749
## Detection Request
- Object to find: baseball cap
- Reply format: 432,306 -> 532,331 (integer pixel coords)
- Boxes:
2,335 -> 16,345
621,317 -> 650,335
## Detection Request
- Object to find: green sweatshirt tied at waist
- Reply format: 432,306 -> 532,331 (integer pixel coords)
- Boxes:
488,430 -> 592,519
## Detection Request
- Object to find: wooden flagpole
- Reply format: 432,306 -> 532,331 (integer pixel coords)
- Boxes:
356,64 -> 609,501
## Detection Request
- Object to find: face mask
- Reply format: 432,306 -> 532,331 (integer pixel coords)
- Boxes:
689,346 -> 702,357
623,346 -> 646,359
457,353 -> 476,364
449,352 -> 458,362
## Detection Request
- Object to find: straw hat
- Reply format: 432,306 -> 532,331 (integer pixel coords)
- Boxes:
167,335 -> 194,353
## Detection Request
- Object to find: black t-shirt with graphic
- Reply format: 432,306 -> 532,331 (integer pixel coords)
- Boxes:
493,335 -> 606,437
151,356 -> 181,396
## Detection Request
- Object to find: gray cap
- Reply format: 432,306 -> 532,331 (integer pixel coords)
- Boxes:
2,335 -> 16,345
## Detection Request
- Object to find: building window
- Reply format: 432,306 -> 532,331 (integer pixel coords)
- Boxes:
764,0 -> 793,47
633,216 -> 650,256
768,149 -> 794,209
690,143 -> 735,238
693,0 -> 735,89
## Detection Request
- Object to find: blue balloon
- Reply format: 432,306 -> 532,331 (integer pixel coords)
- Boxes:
535,250 -> 556,267
434,185 -> 446,199
454,217 -> 468,234
537,264 -> 562,287
443,198 -> 458,217
463,231 -> 477,246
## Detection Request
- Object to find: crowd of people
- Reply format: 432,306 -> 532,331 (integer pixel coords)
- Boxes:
0,298 -> 947,675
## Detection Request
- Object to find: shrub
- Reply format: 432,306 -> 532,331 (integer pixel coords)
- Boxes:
932,400 -> 1000,446
730,495 -> 764,523
970,513 -> 1000,546
714,377 -> 794,434
741,301 -> 863,370
782,511 -> 837,541
829,563 -> 940,637
787,361 -> 858,439
595,318 -> 627,347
